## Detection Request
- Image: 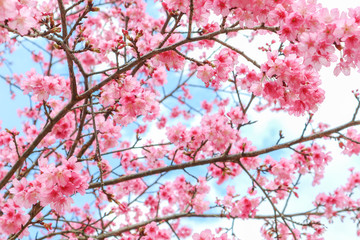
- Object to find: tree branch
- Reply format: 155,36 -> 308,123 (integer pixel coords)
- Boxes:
88,120 -> 360,189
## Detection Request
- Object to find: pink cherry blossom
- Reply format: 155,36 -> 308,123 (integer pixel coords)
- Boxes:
2,0 -> 360,239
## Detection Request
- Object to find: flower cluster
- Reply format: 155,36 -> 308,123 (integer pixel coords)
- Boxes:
0,198 -> 30,237
10,157 -> 88,215
21,69 -> 69,102
100,75 -> 159,126
342,128 -> 360,156
261,51 -> 325,115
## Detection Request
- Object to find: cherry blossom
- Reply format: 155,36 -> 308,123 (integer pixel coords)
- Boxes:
1,0 -> 360,239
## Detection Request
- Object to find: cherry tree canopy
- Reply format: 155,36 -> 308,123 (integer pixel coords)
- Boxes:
1,0 -> 360,239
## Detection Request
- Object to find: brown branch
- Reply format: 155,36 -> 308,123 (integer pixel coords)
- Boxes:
212,37 -> 261,69
101,142 -> 171,156
9,203 -> 44,240
236,159 -> 297,239
173,49 -> 203,65
161,11 -> 171,34
57,0 -> 68,39
85,208 -> 354,239
0,101 -> 77,190
56,0 -> 79,100
187,0 -> 194,39
64,4 -> 90,43
159,71 -> 196,103
76,133 -> 96,159
157,13 -> 183,49
68,98 -> 89,157
88,120 -> 360,189
78,24 -> 278,101
353,93 -> 360,121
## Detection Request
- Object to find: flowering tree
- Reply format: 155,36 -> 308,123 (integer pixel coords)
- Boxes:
1,0 -> 360,239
